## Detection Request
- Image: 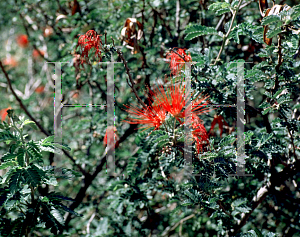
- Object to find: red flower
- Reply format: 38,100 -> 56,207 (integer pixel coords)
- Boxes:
0,107 -> 11,122
104,126 -> 119,148
2,57 -> 18,68
183,112 -> 209,154
35,86 -> 45,94
16,34 -> 29,48
77,30 -> 102,64
192,120 -> 209,154
150,81 -> 186,123
123,77 -> 210,153
150,80 -> 210,124
191,93 -> 211,117
166,48 -> 192,74
123,104 -> 166,132
209,114 -> 229,137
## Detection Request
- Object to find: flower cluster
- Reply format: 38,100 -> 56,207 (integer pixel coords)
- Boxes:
77,30 -> 102,64
123,79 -> 210,153
166,48 -> 192,74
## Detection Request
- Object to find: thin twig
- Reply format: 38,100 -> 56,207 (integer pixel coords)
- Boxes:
213,0 -> 243,65
169,48 -> 187,62
86,212 -> 96,234
0,60 -> 88,176
161,213 -> 195,236
215,14 -> 226,31
0,61 -> 50,136
19,13 -> 51,62
233,185 -> 269,235
114,41 -> 147,109
283,116 -> 298,161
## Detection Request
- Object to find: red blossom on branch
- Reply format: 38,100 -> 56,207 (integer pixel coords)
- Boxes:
166,48 -> 192,74
123,104 -> 167,132
0,107 -> 11,122
16,34 -> 29,48
191,116 -> 209,154
209,114 -> 229,137
149,81 -> 186,123
77,30 -> 102,64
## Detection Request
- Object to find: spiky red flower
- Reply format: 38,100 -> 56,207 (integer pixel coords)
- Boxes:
166,48 -> 192,74
150,81 -> 186,123
191,118 -> 209,154
77,30 -> 102,64
123,104 -> 166,132
150,80 -> 210,124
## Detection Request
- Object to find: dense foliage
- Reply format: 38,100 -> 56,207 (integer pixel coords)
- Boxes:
0,0 -> 300,236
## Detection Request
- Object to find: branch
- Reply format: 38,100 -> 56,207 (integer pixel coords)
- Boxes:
213,0 -> 243,65
232,184 -> 269,235
0,60 -> 88,177
0,61 -> 50,136
64,123 -> 139,227
283,115 -> 298,161
148,4 -> 173,38
169,48 -> 187,62
19,13 -> 51,62
161,213 -> 195,236
215,14 -> 226,31
114,45 -> 148,109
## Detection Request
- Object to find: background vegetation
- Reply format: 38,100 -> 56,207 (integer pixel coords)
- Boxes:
0,0 -> 300,236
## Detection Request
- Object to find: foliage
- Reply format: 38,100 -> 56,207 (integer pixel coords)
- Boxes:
0,0 -> 300,236
0,110 -> 81,236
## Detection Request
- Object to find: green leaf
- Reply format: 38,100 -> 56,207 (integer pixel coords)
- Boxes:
44,176 -> 58,186
42,197 -> 49,202
27,141 -> 43,161
0,131 -> 18,143
254,227 -> 264,237
266,27 -> 282,38
54,203 -> 83,217
181,201 -> 193,206
51,208 -> 65,225
1,152 -> 17,162
256,133 -> 273,148
185,24 -> 220,41
1,167 -> 17,184
208,2 -> 231,16
262,107 -> 273,115
9,169 -> 22,194
23,165 -> 45,187
16,149 -> 25,167
228,23 -> 264,44
127,157 -> 138,175
290,5 -> 300,20
47,192 -> 76,202
41,135 -> 55,144
218,135 -> 235,147
0,161 -> 17,170
261,15 -> 280,26
22,119 -> 38,130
